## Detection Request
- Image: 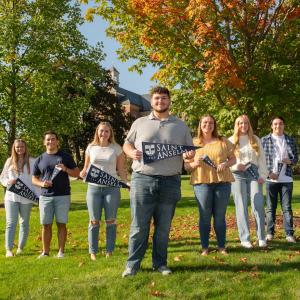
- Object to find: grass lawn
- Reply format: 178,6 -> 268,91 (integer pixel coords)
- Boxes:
0,176 -> 299,299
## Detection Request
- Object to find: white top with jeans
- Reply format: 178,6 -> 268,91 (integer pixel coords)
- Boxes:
0,157 -> 38,204
229,135 -> 268,180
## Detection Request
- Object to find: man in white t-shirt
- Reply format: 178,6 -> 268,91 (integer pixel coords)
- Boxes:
262,116 -> 298,243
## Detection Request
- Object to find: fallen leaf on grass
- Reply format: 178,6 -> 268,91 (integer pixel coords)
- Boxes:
249,272 -> 258,278
150,281 -> 155,287
174,255 -> 183,262
150,290 -> 165,298
251,266 -> 258,271
239,257 -> 247,263
53,278 -> 59,280
78,262 -> 85,267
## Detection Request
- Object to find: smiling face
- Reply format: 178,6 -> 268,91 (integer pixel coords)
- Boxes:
151,93 -> 170,114
271,118 -> 284,136
14,141 -> 26,157
237,117 -> 249,135
44,134 -> 59,153
200,116 -> 215,135
97,125 -> 111,144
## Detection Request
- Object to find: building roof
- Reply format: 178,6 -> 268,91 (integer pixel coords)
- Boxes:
116,87 -> 151,112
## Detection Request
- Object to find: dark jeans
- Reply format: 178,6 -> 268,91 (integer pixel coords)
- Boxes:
265,182 -> 294,236
126,172 -> 181,270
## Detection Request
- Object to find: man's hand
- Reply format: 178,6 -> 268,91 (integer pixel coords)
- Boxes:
131,149 -> 142,160
42,180 -> 53,188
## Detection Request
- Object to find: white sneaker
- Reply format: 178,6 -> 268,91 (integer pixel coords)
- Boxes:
122,267 -> 137,278
266,234 -> 274,241
156,265 -> 172,276
241,241 -> 253,249
16,248 -> 23,255
57,251 -> 64,259
286,236 -> 296,243
6,250 -> 13,258
258,240 -> 267,248
37,252 -> 49,259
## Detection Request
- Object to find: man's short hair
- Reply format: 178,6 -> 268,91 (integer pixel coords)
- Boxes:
43,130 -> 59,140
150,86 -> 170,98
270,116 -> 285,124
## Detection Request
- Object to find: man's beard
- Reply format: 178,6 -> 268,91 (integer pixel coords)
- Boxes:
154,107 -> 169,113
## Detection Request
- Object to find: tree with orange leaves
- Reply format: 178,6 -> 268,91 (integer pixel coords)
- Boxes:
82,0 -> 300,134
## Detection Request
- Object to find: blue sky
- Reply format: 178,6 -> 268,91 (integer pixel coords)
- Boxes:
79,4 -> 157,95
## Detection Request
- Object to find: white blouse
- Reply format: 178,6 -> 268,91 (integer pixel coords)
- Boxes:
229,135 -> 268,180
0,157 -> 39,204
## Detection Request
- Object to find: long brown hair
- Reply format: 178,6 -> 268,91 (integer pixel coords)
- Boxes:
197,114 -> 221,146
232,115 -> 259,154
90,122 -> 116,145
10,139 -> 30,174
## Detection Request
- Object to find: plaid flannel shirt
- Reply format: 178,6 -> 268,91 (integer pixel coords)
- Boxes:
261,133 -> 298,178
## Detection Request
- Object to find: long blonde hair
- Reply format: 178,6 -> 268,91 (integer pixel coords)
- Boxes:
233,115 -> 259,154
197,114 -> 221,146
90,122 -> 116,145
10,139 -> 30,174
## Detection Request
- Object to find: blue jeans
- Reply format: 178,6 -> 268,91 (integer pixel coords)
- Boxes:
193,183 -> 231,249
126,172 -> 181,270
232,172 -> 265,242
5,200 -> 32,250
86,185 -> 120,254
266,182 -> 294,236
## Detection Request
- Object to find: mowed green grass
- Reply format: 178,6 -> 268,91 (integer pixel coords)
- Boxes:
0,176 -> 299,299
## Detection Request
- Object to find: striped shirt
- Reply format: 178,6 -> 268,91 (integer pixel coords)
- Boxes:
190,137 -> 235,184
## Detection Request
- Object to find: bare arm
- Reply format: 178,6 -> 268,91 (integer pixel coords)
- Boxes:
116,152 -> 129,183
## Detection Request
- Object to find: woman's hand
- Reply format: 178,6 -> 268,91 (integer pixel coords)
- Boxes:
236,163 -> 246,171
217,162 -> 227,172
8,179 -> 17,185
131,149 -> 142,160
257,177 -> 265,184
80,169 -> 87,178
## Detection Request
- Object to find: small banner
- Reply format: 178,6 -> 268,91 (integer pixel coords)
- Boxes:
142,142 -> 199,164
276,162 -> 283,175
85,164 -> 129,188
50,166 -> 62,181
202,155 -> 217,169
8,178 -> 39,204
245,163 -> 259,180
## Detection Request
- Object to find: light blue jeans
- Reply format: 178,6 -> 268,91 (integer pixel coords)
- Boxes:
86,185 -> 120,254
193,183 -> 231,249
232,172 -> 265,242
126,172 -> 181,270
5,200 -> 32,250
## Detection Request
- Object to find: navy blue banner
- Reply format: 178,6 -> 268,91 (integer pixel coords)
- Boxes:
8,178 -> 39,203
245,163 -> 259,180
202,155 -> 217,169
142,142 -> 199,164
276,162 -> 283,175
85,164 -> 129,188
50,166 -> 62,181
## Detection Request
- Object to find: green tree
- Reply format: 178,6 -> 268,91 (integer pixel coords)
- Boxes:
82,0 -> 300,135
0,0 -> 107,164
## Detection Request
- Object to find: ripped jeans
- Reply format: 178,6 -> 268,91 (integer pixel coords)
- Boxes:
86,184 -> 120,254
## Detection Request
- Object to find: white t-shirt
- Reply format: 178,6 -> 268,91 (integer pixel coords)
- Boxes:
0,157 -> 39,204
85,143 -> 122,180
268,134 -> 292,183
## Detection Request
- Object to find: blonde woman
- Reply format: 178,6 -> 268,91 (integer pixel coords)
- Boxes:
229,115 -> 268,248
0,139 -> 36,257
185,115 -> 236,255
80,122 -> 129,260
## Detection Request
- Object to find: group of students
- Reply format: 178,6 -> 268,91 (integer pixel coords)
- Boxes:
0,86 -> 298,278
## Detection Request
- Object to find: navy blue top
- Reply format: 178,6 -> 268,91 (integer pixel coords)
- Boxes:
33,150 -> 77,197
